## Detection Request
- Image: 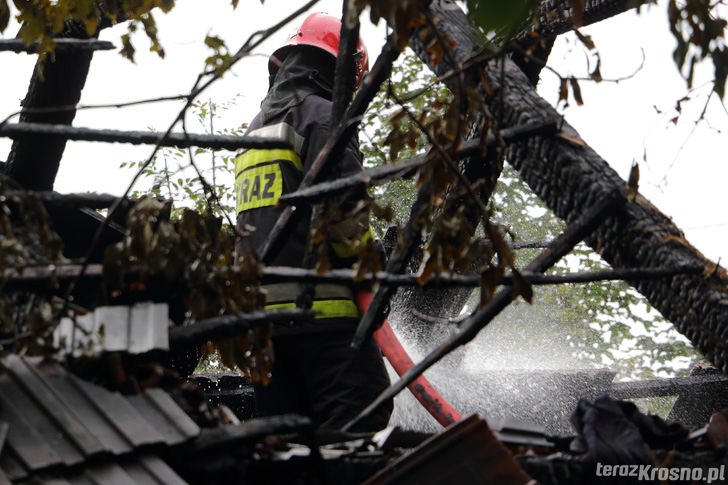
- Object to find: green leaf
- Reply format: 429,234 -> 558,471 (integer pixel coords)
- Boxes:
467,0 -> 537,36
204,34 -> 226,51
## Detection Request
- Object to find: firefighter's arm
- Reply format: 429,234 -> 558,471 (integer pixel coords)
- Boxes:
326,128 -> 373,260
304,115 -> 373,261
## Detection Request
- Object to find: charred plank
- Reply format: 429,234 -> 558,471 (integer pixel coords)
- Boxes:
0,122 -> 294,151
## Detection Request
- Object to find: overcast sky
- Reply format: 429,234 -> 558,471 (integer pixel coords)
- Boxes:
1,0 -> 726,263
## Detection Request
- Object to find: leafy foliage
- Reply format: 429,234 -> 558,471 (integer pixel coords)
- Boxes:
467,0 -> 540,38
0,0 -> 175,63
667,0 -> 728,97
0,184 -> 65,356
102,196 -> 273,383
121,99 -> 240,220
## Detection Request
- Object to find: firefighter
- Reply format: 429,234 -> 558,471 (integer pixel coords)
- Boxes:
235,12 -> 392,432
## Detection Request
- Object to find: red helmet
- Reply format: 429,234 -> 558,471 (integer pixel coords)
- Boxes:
269,12 -> 369,87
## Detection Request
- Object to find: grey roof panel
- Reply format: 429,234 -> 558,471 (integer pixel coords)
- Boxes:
4,357 -> 105,457
31,456 -> 186,485
83,462 -> 138,485
41,372 -> 133,456
0,466 -> 10,485
0,423 -> 7,456
126,455 -> 187,485
126,390 -> 200,446
0,450 -> 29,481
144,389 -> 200,441
0,379 -> 75,468
71,377 -> 166,450
0,356 -> 199,481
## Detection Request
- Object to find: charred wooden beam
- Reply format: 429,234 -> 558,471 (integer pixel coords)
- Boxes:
527,0 -> 638,40
175,414 -> 312,454
511,0 -> 640,84
169,309 -> 314,346
3,262 -> 703,293
0,122 -> 293,151
3,21 -> 98,190
609,373 -> 728,400
421,1 -> 728,372
0,38 -> 115,53
330,1 -> 359,129
4,191 -> 120,209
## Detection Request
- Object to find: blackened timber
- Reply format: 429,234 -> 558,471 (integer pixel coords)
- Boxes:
330,1 -> 359,129
512,1 -> 635,85
279,119 -> 559,204
5,191 -> 120,209
264,265 -> 705,287
3,263 -> 703,293
259,37 -> 401,263
173,414 -> 311,455
0,122 -> 294,151
527,0 -> 636,40
169,309 -> 313,346
343,193 -> 621,431
0,39 -> 115,53
609,374 -> 728,400
4,21 -> 97,191
421,2 -> 728,373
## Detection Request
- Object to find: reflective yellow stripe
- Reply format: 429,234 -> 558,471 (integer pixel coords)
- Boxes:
235,163 -> 283,212
266,299 -> 360,320
235,149 -> 303,174
331,226 -> 375,259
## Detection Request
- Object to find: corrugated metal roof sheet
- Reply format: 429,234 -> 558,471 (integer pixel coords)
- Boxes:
30,455 -> 186,485
55,302 -> 170,356
0,356 -> 199,482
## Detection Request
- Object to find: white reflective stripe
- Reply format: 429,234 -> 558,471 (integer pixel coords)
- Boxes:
264,283 -> 354,304
246,122 -> 305,155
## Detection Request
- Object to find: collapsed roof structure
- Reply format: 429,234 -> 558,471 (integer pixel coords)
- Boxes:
1,0 -> 728,483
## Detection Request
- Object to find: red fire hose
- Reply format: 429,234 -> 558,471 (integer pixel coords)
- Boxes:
357,291 -> 462,428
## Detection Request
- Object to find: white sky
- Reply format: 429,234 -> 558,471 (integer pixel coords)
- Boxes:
1,0 -> 726,263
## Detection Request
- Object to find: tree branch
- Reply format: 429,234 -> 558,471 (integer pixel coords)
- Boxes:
169,309 -> 313,346
4,191 -> 122,209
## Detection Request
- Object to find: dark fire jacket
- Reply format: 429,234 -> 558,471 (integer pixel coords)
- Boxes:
235,74 -> 369,322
